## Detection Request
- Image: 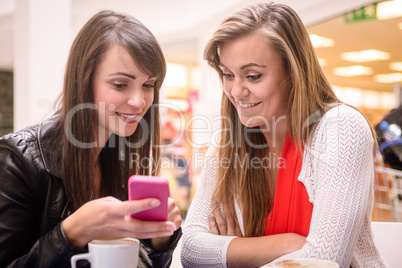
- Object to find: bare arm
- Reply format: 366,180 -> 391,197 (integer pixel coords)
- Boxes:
227,235 -> 305,267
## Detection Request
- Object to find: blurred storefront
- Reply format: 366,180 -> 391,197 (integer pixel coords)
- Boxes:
158,63 -> 205,217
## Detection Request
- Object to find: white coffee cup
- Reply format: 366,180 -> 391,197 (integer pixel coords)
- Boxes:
70,238 -> 139,268
273,258 -> 339,268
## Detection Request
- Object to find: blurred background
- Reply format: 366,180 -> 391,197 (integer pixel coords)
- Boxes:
0,0 -> 401,224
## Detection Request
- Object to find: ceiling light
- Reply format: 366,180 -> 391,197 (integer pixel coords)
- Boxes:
341,49 -> 390,62
309,34 -> 335,48
332,65 -> 373,77
390,62 -> 402,71
377,0 -> 402,20
374,73 -> 402,83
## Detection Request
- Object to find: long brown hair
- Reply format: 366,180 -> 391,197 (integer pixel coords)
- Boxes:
204,2 -> 343,237
59,10 -> 166,211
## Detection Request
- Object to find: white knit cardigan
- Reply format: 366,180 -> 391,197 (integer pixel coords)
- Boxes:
181,105 -> 389,268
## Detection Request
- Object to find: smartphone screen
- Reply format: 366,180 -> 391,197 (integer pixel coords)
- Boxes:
128,175 -> 169,221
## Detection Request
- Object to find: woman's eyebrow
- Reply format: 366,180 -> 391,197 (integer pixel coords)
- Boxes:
109,72 -> 136,79
218,63 -> 267,69
240,63 -> 267,70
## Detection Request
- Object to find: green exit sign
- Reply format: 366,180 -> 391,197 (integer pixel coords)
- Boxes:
344,2 -> 378,23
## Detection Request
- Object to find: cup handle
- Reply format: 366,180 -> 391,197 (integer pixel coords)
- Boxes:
70,253 -> 91,268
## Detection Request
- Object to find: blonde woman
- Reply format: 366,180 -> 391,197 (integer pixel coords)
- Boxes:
182,2 -> 387,267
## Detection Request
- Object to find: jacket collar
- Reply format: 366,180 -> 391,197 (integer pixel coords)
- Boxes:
38,112 -> 63,179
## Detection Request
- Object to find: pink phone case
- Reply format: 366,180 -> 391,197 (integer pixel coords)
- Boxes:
128,175 -> 169,221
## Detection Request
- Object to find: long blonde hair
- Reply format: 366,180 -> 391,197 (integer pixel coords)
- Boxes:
204,2 -> 341,237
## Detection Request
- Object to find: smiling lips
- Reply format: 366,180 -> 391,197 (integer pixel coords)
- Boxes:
116,112 -> 140,124
236,101 -> 261,109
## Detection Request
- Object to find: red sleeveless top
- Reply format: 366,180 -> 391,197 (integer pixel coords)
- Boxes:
264,134 -> 313,236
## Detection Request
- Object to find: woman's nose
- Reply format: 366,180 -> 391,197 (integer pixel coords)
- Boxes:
230,78 -> 249,98
127,88 -> 145,109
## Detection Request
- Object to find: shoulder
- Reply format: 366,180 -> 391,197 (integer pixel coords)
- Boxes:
0,123 -> 44,198
0,123 -> 41,164
323,104 -> 367,123
313,104 -> 373,144
300,105 -> 374,202
0,114 -> 62,185
303,104 -> 374,175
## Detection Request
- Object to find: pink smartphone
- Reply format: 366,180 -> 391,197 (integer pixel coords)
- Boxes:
128,175 -> 169,221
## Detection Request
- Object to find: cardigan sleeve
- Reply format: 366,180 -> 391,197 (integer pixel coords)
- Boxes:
265,105 -> 388,268
181,147 -> 238,268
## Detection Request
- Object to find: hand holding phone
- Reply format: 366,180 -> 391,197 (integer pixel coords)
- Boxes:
128,175 -> 169,221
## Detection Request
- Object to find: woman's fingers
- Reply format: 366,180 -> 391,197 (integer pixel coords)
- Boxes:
90,214 -> 176,241
63,196 -> 181,248
212,206 -> 227,235
118,198 -> 180,240
226,214 -> 236,236
209,215 -> 220,235
167,198 -> 182,230
123,197 -> 182,231
129,216 -> 175,231
209,203 -> 243,237
95,226 -> 174,240
223,212 -> 240,236
120,198 -> 161,216
230,213 -> 243,237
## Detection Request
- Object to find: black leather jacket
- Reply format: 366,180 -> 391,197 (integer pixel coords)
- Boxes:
0,114 -> 181,267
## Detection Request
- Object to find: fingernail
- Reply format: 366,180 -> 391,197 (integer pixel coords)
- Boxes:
151,200 -> 160,207
166,225 -> 175,231
163,231 -> 173,236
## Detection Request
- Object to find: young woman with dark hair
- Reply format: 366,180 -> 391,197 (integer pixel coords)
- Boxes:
0,10 -> 181,267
